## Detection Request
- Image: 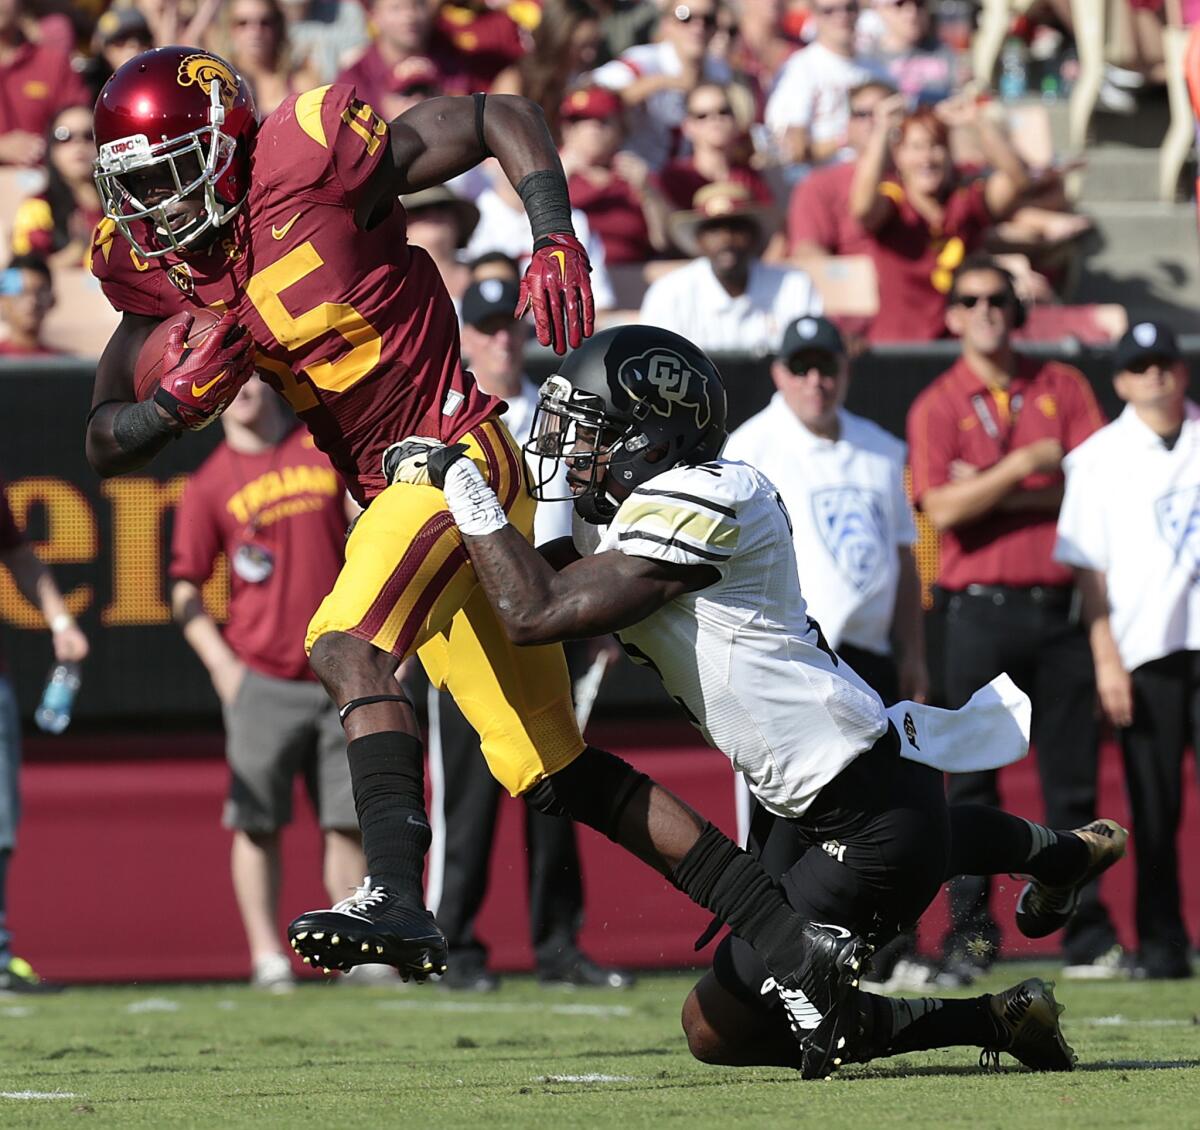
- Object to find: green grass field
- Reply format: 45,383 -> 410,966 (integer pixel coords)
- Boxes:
1,964 -> 1197,1129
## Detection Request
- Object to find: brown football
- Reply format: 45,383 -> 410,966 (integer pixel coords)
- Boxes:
133,308 -> 225,402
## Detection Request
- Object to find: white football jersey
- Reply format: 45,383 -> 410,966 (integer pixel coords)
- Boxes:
577,459 -> 889,817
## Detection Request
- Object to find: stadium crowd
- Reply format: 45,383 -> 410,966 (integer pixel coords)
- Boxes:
0,0 -> 1196,997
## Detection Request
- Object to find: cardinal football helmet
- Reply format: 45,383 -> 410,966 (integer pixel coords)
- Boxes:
93,46 -> 257,258
526,325 -> 728,523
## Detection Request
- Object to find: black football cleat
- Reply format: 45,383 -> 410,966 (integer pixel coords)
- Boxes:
762,923 -> 873,1079
982,978 -> 1077,1071
288,878 -> 447,982
1015,819 -> 1128,939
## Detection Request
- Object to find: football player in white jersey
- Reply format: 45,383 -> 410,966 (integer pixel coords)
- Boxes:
388,326 -> 1126,1079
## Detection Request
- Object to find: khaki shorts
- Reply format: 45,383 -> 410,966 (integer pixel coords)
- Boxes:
222,668 -> 356,834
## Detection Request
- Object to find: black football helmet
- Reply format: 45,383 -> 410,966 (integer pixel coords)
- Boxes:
526,325 -> 728,523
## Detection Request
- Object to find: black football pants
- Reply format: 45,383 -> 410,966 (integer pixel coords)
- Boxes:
940,587 -> 1117,966
1119,650 -> 1200,974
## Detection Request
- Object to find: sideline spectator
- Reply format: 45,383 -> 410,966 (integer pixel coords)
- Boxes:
559,86 -> 663,263
0,0 -> 89,166
1055,321 -> 1197,981
0,255 -> 57,356
400,184 -> 480,304
907,255 -> 1120,983
465,159 -> 615,310
423,277 -> 634,991
725,314 -> 926,703
10,105 -> 103,270
210,0 -> 322,118
850,97 -> 1031,343
589,0 -> 732,169
428,0 -> 527,96
764,0 -> 874,170
337,0 -> 465,117
653,81 -> 773,212
491,0 -> 604,143
170,376 -> 371,993
863,0 -> 959,106
0,471 -> 88,993
787,78 -> 894,258
279,0 -> 370,85
640,181 -> 820,353
728,0 -> 801,116
83,7 -> 155,98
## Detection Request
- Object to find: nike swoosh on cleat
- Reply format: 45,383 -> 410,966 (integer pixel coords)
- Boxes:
811,923 -> 853,939
191,371 -> 226,397
271,212 -> 301,240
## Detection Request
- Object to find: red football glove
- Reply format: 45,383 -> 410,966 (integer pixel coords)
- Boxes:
154,312 -> 255,431
518,233 -> 595,355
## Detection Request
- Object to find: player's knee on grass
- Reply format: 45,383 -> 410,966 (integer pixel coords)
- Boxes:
681,986 -> 733,1064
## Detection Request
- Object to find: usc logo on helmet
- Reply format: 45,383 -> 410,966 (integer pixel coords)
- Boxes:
176,53 -> 238,110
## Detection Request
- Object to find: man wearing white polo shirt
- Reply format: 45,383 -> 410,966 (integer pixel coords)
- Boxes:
640,182 -> 822,355
1055,320 -> 1197,981
725,315 -> 927,703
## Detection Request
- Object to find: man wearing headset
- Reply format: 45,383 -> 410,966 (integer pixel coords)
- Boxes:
906,254 -> 1121,984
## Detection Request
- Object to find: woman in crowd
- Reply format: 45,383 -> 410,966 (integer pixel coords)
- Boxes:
653,81 -> 773,212
850,95 -> 1032,343
492,0 -> 604,142
10,105 -> 103,270
209,0 -> 320,117
557,86 -> 664,263
862,0 -> 960,106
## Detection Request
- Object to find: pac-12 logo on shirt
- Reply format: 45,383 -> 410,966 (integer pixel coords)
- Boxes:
811,486 -> 887,592
617,349 -> 711,430
1155,485 -> 1200,572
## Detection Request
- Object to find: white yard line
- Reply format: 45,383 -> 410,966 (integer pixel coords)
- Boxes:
1079,1016 -> 1197,1028
377,1000 -> 632,1018
0,1091 -> 81,1100
125,997 -> 181,1014
534,1074 -> 636,1084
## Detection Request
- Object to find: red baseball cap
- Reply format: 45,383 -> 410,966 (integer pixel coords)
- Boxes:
560,86 -> 623,123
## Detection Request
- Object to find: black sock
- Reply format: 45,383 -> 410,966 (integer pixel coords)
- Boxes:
669,823 -> 809,977
876,993 -> 1002,1055
947,805 -> 1088,884
347,732 -> 430,906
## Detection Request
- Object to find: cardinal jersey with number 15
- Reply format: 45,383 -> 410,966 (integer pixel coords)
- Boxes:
90,82 -> 500,505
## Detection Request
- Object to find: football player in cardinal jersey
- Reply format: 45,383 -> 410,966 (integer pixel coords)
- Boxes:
392,325 -> 1128,1078
83,47 -> 874,1039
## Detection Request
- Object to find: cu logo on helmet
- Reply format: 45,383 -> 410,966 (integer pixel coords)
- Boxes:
617,350 -> 711,430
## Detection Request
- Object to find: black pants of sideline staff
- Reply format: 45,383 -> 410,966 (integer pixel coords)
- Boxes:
940,585 -> 1118,967
1121,650 -> 1200,977
416,662 -> 585,976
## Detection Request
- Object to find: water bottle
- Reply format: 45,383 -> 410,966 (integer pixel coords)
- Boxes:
998,37 -> 1028,102
35,661 -> 81,734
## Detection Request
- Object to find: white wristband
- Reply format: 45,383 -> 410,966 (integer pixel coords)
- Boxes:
49,613 -> 74,633
443,457 -> 509,537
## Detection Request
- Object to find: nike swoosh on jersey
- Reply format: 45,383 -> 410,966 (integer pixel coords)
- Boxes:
191,371 -> 226,397
271,212 -> 301,240
550,249 -> 567,278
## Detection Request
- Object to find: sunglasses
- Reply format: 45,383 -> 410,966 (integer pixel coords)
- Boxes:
876,0 -> 920,8
953,292 -> 1013,311
1125,355 -> 1177,374
817,2 -> 859,15
52,125 -> 94,143
787,354 -> 839,378
674,5 -> 721,28
690,105 -> 733,120
234,16 -> 277,27
849,107 -> 875,119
